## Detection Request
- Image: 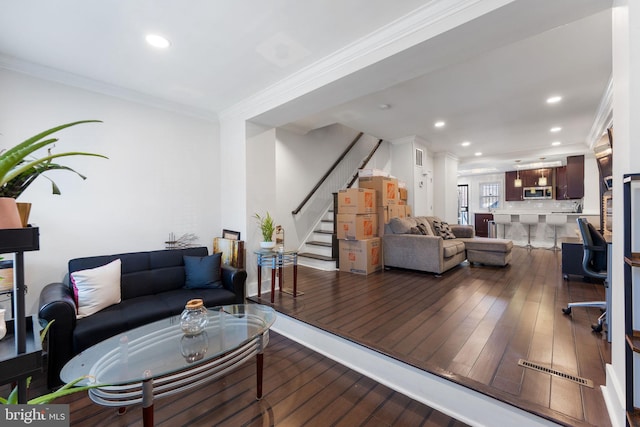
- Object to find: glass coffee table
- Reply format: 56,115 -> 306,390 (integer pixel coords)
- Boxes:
61,304 -> 276,427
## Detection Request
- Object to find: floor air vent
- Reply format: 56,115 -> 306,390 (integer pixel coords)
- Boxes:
518,359 -> 594,388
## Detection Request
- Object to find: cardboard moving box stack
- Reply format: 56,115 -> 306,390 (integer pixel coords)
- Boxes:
337,188 -> 381,275
359,175 -> 410,236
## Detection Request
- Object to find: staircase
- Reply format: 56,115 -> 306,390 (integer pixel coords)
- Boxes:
297,209 -> 338,271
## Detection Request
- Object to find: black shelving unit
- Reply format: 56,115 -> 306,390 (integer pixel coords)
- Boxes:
0,227 -> 40,403
623,175 -> 640,426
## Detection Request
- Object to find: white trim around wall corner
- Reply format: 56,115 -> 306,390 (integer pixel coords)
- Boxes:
587,75 -> 613,150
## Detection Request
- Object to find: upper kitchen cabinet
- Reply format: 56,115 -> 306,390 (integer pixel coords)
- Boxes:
556,155 -> 584,199
505,171 -> 523,201
520,168 -> 554,187
566,155 -> 585,199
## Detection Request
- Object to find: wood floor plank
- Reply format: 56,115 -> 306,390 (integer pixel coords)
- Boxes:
250,246 -> 610,426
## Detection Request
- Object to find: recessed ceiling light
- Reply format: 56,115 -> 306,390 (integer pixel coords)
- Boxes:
546,95 -> 562,104
551,141 -> 562,146
461,141 -> 471,147
434,121 -> 445,128
146,34 -> 171,49
550,126 -> 562,132
474,152 -> 482,156
378,103 -> 391,110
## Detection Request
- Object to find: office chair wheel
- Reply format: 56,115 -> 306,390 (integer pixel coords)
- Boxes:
592,323 -> 603,333
562,307 -> 572,315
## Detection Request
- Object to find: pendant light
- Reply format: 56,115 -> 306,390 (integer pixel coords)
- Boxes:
514,160 -> 522,187
538,158 -> 547,186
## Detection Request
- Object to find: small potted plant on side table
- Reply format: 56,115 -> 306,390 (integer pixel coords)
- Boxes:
254,212 -> 275,249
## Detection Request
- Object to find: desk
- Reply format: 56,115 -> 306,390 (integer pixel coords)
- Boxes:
254,249 -> 298,303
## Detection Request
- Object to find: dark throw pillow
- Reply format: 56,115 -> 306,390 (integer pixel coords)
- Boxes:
184,253 -> 223,289
432,219 -> 456,240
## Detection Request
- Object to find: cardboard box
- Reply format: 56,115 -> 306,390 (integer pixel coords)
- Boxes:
339,238 -> 382,275
337,188 -> 376,214
404,205 -> 412,217
358,176 -> 398,206
358,168 -> 389,177
336,213 -> 377,240
398,187 -> 408,200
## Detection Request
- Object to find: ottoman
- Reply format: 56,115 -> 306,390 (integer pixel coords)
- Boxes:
461,237 -> 513,267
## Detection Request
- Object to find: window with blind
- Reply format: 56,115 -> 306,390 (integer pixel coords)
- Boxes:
479,182 -> 500,210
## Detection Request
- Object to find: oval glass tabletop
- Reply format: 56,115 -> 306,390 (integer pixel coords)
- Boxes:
60,304 -> 276,386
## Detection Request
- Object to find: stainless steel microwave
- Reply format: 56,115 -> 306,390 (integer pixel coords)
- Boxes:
523,186 -> 553,200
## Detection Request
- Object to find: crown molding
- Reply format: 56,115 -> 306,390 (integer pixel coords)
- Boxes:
0,54 -> 218,122
220,0 -> 514,122
587,75 -> 613,149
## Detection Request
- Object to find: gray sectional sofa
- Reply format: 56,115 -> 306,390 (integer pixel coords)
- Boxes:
382,216 -> 512,274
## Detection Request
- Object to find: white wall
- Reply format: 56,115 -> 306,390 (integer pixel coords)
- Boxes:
433,152 -> 459,223
0,69 -> 219,315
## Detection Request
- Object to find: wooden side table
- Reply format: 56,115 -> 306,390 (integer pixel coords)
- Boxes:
254,249 -> 298,303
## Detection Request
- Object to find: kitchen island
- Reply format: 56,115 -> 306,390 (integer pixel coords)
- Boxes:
486,211 -> 600,245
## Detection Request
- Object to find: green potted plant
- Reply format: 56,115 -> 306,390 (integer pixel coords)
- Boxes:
0,120 -> 107,228
254,212 -> 275,249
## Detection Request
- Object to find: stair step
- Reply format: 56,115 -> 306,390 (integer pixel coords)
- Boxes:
315,230 -> 333,235
298,252 -> 335,261
321,219 -> 333,223
307,241 -> 332,247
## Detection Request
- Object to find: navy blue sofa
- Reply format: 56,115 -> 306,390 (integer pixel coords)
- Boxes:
38,246 -> 246,388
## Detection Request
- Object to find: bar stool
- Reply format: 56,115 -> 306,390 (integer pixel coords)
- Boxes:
519,214 -> 539,250
546,213 -> 566,251
493,214 -> 511,239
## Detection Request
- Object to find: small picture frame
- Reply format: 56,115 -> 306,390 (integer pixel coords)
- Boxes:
222,229 -> 241,241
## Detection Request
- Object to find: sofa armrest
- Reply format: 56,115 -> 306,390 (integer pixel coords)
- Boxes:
221,265 -> 247,304
38,282 -> 78,389
450,224 -> 475,238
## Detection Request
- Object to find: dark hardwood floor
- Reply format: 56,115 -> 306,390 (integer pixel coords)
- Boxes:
2,333 -> 468,426
249,246 -> 611,427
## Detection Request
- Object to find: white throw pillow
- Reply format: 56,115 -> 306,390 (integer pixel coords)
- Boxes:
71,259 -> 122,319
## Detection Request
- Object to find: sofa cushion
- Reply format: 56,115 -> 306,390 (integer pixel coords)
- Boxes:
389,217 -> 417,234
432,220 -> 457,239
71,259 -> 122,319
442,240 -> 465,258
184,253 -> 222,289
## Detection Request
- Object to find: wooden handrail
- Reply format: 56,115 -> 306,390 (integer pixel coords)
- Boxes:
346,139 -> 383,188
292,132 -> 363,215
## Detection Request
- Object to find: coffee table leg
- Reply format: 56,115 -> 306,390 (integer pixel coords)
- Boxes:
142,372 -> 154,427
256,353 -> 264,400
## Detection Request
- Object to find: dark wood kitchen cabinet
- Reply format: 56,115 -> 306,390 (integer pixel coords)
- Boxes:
505,171 -> 523,201
474,213 -> 494,237
566,155 -> 584,199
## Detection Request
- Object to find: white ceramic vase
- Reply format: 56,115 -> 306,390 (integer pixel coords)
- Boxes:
0,308 -> 6,341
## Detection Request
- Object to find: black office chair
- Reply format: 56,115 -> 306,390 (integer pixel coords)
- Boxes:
561,217 -> 608,333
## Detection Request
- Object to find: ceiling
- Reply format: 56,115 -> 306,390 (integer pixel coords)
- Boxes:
0,1 -> 613,175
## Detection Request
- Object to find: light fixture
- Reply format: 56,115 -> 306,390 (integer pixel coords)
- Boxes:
434,121 -> 445,128
146,34 -> 171,48
514,160 -> 522,188
551,141 -> 562,146
378,103 -> 391,110
546,95 -> 562,104
474,152 -> 482,156
461,141 -> 471,147
538,157 -> 547,186
550,126 -> 562,132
